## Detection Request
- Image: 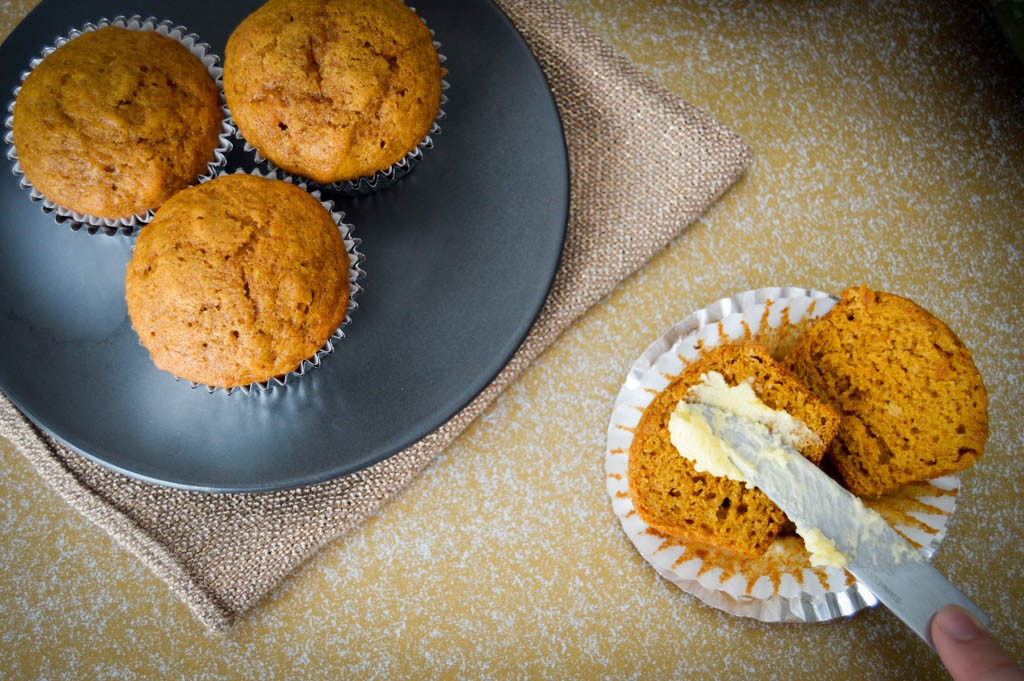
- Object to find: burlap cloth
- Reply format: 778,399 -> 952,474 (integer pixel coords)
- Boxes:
0,0 -> 750,631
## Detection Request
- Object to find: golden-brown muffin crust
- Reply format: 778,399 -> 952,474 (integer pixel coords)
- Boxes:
125,174 -> 350,388
224,0 -> 443,184
12,26 -> 223,219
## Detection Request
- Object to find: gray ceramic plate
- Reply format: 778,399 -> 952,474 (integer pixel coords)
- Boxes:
0,0 -> 568,491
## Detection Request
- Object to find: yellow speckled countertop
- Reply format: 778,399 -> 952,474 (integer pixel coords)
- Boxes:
2,1 -> 1022,679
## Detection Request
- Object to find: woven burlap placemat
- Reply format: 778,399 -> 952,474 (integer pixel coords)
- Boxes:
0,0 -> 751,631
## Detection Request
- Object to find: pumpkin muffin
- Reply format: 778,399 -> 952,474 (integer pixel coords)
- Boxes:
11,25 -> 224,221
125,173 -> 351,389
224,0 -> 444,185
628,344 -> 841,558
785,285 -> 988,497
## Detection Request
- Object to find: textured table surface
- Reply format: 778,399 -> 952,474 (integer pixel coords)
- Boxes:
2,1 -> 1022,679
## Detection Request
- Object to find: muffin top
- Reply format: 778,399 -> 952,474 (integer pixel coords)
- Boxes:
12,26 -> 223,220
224,0 -> 444,184
125,174 -> 351,389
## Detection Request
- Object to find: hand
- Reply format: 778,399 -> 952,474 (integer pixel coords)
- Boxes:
932,605 -> 1024,681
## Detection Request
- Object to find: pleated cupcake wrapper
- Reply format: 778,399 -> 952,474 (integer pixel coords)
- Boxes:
605,286 -> 960,624
3,15 -> 235,236
150,167 -> 366,396
231,27 -> 448,197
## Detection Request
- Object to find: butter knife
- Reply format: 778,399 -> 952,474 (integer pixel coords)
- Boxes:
686,403 -> 989,647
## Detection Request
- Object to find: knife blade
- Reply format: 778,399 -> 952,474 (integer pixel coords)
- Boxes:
685,402 -> 989,647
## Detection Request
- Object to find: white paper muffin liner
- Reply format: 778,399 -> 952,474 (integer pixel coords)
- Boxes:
4,15 -> 235,236
605,286 -> 961,623
131,167 -> 365,396
229,14 -> 448,196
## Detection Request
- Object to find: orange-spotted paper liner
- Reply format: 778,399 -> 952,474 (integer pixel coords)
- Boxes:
604,287 -> 960,623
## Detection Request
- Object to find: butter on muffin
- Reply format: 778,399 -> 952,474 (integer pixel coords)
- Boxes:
125,173 -> 351,389
785,285 -> 988,497
11,25 -> 224,221
628,344 -> 841,558
224,0 -> 444,185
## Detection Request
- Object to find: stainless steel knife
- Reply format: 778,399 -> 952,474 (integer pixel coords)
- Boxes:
686,403 -> 989,647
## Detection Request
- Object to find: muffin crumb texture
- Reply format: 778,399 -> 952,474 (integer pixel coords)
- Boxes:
785,285 -> 988,497
628,343 -> 841,557
125,174 -> 350,388
224,0 -> 443,183
12,26 -> 223,219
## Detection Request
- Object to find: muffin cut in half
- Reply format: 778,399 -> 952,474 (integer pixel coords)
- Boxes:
628,343 -> 841,558
784,285 -> 988,497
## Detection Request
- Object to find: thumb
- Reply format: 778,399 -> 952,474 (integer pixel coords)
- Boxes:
931,605 -> 1024,681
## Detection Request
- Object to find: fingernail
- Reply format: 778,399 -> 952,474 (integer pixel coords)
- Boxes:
937,606 -> 985,641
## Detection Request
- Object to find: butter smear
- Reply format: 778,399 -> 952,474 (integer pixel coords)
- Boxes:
667,371 -> 818,484
798,527 -> 849,568
667,370 -> 848,568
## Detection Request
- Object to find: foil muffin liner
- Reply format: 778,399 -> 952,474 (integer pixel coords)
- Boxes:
229,20 -> 448,196
131,167 -> 365,396
604,286 -> 960,623
3,15 -> 235,236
